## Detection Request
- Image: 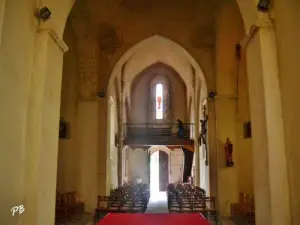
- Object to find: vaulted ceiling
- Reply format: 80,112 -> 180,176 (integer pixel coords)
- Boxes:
64,0 -> 238,93
68,0 -> 217,53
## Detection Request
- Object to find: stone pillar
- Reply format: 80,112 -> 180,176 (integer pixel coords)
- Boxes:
22,32 -> 66,225
0,2 -> 38,224
207,99 -> 218,199
0,0 -> 5,46
113,77 -> 123,187
117,65 -> 127,187
72,11 -> 107,208
193,75 -> 200,186
77,99 -> 100,212
245,15 -> 291,225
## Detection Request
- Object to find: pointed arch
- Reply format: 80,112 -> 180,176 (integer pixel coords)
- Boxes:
107,35 -> 208,98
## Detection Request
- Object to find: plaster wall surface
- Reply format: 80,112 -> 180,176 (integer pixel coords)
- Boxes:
273,0 -> 300,223
131,64 -> 186,123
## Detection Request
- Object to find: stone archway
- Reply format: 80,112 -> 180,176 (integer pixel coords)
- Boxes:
42,1 -> 292,224
107,35 -> 208,97
0,1 -> 293,225
106,35 -> 208,195
148,146 -> 171,192
148,145 -> 171,156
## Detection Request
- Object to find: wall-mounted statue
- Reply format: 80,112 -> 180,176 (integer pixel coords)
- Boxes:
225,138 -> 234,167
199,114 -> 208,166
199,114 -> 208,146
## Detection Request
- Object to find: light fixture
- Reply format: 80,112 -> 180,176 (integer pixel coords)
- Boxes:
35,7 -> 52,22
257,0 -> 270,12
209,91 -> 217,98
98,91 -> 106,98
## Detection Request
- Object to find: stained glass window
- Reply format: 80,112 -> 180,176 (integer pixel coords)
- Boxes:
156,84 -> 163,119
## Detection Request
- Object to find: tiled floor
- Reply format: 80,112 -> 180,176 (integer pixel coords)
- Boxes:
145,192 -> 169,213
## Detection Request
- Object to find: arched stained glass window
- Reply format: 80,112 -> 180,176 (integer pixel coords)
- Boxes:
156,84 -> 163,119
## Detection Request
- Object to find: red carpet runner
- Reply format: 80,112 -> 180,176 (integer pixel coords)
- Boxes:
97,213 -> 211,225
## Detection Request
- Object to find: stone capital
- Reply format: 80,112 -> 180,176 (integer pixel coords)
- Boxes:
256,13 -> 273,28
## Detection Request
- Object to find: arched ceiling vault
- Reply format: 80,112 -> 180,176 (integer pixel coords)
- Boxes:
107,35 -> 207,98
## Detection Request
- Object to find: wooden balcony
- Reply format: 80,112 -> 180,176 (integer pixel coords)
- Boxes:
123,123 -> 195,148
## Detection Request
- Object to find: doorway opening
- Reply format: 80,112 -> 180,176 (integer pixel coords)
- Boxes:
150,150 -> 169,201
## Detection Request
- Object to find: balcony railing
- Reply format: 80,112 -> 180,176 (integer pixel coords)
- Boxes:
123,123 -> 195,141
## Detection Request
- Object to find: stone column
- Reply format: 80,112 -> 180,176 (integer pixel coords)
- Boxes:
0,0 -> 5,46
245,14 -> 291,225
207,99 -> 217,199
193,73 -> 200,186
22,31 -> 66,225
77,98 -> 100,212
114,77 -> 123,187
72,11 -> 109,207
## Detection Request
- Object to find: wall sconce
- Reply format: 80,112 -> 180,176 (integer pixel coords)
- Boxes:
243,121 -> 252,139
115,134 -> 119,147
257,0 -> 270,12
35,7 -> 52,22
209,91 -> 217,99
98,91 -> 106,98
59,118 -> 70,139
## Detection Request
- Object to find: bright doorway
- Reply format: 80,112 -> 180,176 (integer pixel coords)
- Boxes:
150,151 -> 169,201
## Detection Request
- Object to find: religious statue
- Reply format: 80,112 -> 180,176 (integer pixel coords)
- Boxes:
177,119 -> 185,138
199,114 -> 208,166
225,138 -> 234,166
199,115 -> 208,146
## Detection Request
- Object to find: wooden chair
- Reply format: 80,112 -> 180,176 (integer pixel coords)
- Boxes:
180,194 -> 193,213
231,192 -> 246,217
192,197 -> 206,214
205,197 -> 217,221
55,192 -> 71,222
95,196 -> 108,222
107,196 -> 122,212
168,196 -> 181,213
243,195 -> 255,224
65,192 -> 84,221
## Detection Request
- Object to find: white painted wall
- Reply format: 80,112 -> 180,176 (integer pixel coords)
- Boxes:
170,149 -> 184,183
128,148 -> 150,183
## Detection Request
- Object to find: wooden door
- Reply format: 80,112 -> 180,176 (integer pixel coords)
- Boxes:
159,151 -> 169,191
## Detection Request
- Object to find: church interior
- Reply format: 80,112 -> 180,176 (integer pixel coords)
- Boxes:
0,0 -> 300,225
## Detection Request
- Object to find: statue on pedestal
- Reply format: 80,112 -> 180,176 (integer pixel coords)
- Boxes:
225,138 -> 234,167
199,114 -> 208,165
